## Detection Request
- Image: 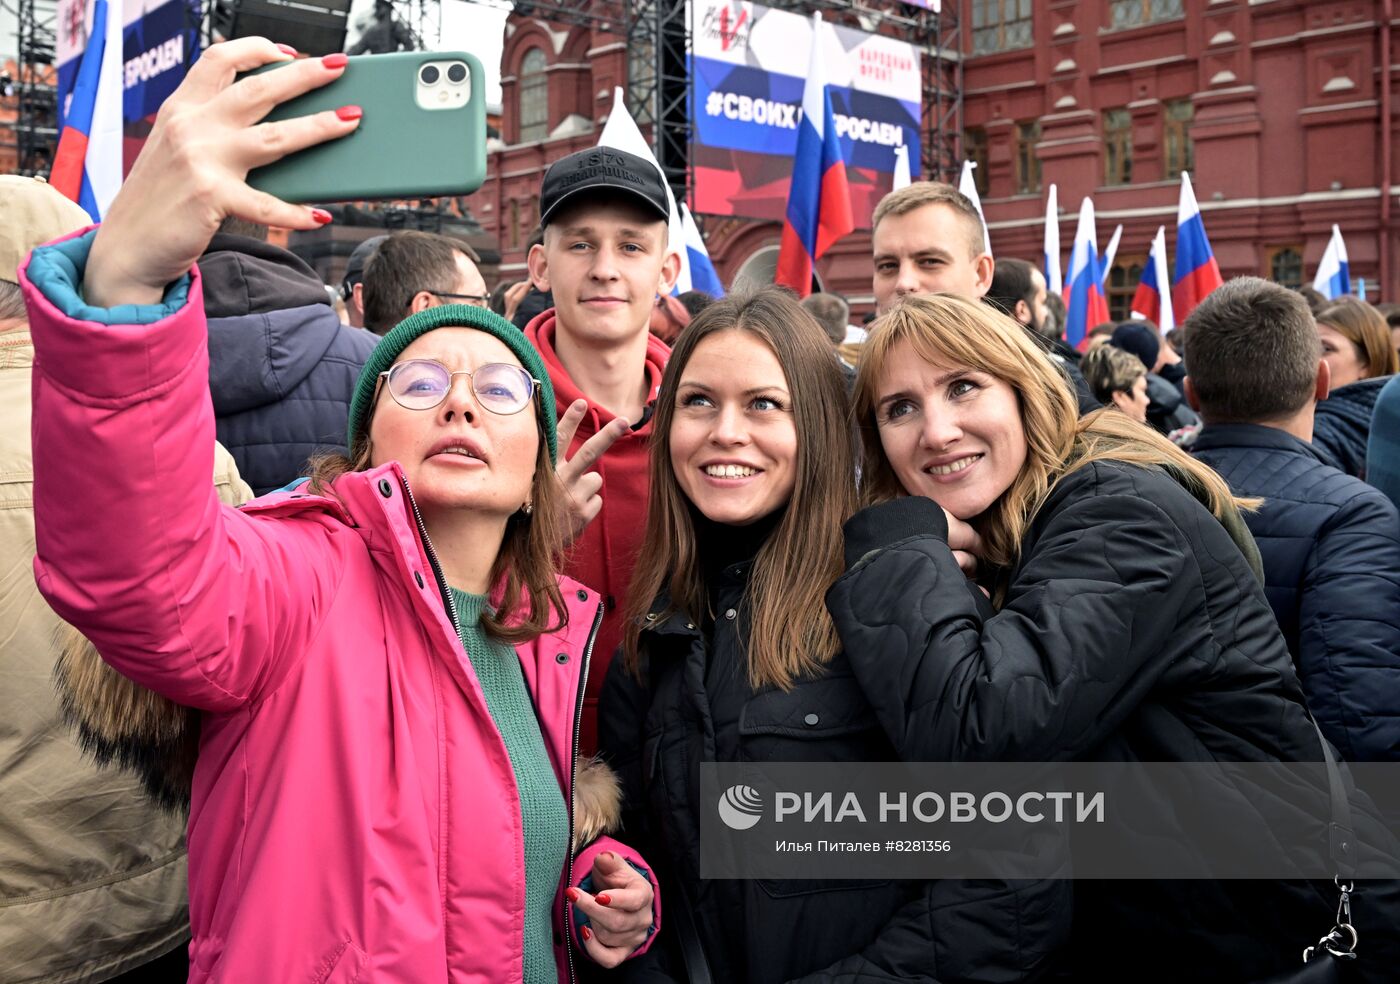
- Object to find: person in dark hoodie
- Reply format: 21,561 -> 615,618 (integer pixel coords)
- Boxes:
1312,298 -> 1399,478
1108,320 -> 1200,441
986,257 -> 1099,414
1187,278 -> 1400,762
202,217 -> 377,493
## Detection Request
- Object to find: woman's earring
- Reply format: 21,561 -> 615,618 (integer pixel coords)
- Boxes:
521,500 -> 533,516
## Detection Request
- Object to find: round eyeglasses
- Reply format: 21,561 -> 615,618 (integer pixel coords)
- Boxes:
377,359 -> 541,415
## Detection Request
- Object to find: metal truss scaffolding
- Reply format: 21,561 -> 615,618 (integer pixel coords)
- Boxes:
467,0 -> 961,218
13,0 -> 59,176
624,0 -> 690,209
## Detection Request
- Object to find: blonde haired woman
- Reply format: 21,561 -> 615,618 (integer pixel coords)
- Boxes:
828,293 -> 1399,982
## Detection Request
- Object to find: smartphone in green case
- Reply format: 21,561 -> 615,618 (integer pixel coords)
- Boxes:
246,51 -> 486,203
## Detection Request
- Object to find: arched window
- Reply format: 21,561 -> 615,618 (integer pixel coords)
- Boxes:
1108,258 -> 1144,322
518,48 -> 548,143
1268,246 -> 1304,290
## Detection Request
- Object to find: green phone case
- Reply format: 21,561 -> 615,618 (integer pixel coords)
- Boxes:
246,51 -> 486,204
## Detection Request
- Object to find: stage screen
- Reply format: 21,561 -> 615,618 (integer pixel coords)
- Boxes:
689,0 -> 922,227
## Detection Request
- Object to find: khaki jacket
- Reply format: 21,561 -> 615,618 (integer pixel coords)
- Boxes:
0,329 -> 251,982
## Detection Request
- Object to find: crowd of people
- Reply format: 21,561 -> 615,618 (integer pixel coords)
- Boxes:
4,39 -> 1400,984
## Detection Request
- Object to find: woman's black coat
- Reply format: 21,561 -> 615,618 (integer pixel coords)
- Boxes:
597,554 -> 1071,984
826,460 -> 1400,983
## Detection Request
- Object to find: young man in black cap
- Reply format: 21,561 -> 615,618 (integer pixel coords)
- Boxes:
525,147 -> 681,753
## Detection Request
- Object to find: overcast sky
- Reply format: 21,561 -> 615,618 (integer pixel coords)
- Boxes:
1,0 -> 510,106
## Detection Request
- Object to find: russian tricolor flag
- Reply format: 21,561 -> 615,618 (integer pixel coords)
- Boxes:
1130,225 -> 1175,334
1063,197 -> 1110,350
1312,225 -> 1350,300
681,204 -> 725,298
775,12 -> 853,298
50,0 -> 124,222
1171,171 -> 1223,321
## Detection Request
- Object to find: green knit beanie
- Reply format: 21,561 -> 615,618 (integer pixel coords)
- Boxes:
347,304 -> 558,463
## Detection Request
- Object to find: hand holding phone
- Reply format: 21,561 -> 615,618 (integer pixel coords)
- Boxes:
246,51 -> 487,204
85,38 -> 358,309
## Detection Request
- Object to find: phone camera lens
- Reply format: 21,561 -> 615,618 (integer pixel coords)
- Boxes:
446,63 -> 467,84
420,65 -> 440,85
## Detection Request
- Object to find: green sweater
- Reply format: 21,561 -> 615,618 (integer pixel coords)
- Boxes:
450,588 -> 569,984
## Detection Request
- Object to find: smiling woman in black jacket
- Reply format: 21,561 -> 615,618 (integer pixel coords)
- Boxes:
598,289 -> 1069,984
832,292 -> 1399,982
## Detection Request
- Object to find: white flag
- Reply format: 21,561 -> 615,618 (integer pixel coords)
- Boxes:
598,87 -> 689,290
959,160 -> 991,258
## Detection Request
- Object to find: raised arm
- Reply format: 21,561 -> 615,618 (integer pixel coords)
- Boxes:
24,40 -> 361,710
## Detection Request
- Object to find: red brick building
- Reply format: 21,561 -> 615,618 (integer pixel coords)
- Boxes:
480,0 -> 1399,313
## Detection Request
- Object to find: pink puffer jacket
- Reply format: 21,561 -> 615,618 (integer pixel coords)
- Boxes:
22,239 -> 657,984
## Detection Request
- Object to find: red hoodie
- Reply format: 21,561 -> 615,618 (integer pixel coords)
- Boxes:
526,310 -> 670,754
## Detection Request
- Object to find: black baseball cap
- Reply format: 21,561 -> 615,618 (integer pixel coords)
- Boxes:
538,148 -> 670,228
341,234 -> 388,296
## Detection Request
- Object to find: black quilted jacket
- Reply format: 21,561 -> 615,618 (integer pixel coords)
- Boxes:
1312,375 -> 1391,478
1192,423 -> 1400,762
826,462 -> 1400,982
597,556 -> 1071,984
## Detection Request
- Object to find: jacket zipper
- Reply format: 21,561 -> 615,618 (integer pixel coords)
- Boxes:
564,599 -> 605,984
398,476 -> 464,980
403,472 -> 604,983
399,476 -> 461,635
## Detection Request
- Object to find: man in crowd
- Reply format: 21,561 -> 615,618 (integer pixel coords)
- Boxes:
987,256 -> 1099,413
525,147 -> 681,751
340,233 -> 386,329
801,291 -> 858,392
870,181 -> 993,314
869,184 -> 1100,412
0,174 -> 193,983
1111,316 -> 1187,395
360,230 -> 490,335
1109,321 -> 1198,437
202,218 -> 377,494
986,257 -> 1053,341
1188,277 -> 1400,761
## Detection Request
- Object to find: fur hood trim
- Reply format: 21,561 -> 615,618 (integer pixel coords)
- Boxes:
55,625 -> 626,843
53,622 -> 197,812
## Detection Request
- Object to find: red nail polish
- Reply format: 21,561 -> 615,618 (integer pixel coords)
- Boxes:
335,105 -> 362,122
322,53 -> 348,70
596,893 -> 612,907
565,887 -> 581,903
311,208 -> 332,225
275,43 -> 297,56
581,926 -> 592,942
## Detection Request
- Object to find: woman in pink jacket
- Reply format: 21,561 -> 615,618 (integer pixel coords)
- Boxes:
22,40 -> 657,983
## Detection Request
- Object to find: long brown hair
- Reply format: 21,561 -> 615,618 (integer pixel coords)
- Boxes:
1316,297 -> 1400,380
306,374 -> 567,644
622,288 -> 857,690
854,293 -> 1251,574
